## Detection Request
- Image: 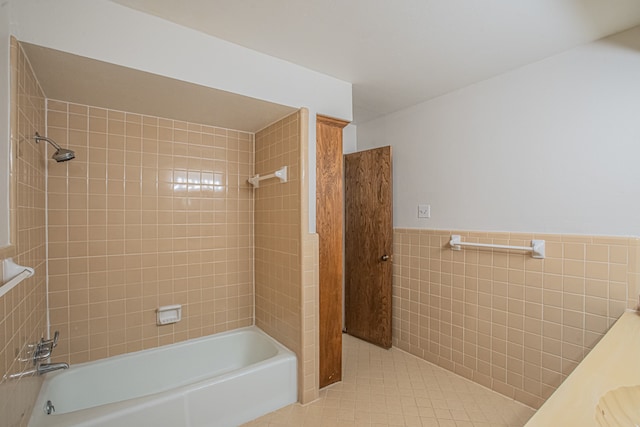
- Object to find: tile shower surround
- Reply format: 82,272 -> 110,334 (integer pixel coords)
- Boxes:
0,39 -> 48,427
254,110 -> 321,404
392,229 -> 640,408
254,112 -> 302,360
45,103 -> 319,404
45,100 -> 255,364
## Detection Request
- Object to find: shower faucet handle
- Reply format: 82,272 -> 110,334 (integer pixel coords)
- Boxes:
41,331 -> 59,348
33,331 -> 61,362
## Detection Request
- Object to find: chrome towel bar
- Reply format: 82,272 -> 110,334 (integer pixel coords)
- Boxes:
449,235 -> 545,259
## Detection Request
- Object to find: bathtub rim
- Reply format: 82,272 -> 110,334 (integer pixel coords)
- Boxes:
51,324 -> 293,375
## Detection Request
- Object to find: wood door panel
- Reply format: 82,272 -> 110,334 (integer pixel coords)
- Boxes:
344,146 -> 393,349
317,115 -> 348,388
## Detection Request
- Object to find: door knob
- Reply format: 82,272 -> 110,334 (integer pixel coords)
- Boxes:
381,255 -> 390,261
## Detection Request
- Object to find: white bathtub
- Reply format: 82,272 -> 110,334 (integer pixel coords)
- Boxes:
28,326 -> 297,427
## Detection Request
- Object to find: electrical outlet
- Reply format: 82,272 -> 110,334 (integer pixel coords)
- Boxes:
418,204 -> 430,218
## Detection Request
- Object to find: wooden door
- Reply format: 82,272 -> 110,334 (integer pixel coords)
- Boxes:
344,146 -> 393,348
317,115 -> 349,388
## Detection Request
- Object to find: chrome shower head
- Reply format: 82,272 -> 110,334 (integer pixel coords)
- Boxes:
33,132 -> 76,162
52,148 -> 75,162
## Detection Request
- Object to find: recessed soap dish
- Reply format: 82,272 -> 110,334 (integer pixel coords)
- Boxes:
157,304 -> 182,325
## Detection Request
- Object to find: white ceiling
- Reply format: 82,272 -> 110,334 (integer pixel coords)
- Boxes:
112,0 -> 640,124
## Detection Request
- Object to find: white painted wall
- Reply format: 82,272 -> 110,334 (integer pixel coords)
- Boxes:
343,124 -> 357,154
4,0 -> 352,233
358,26 -> 640,236
0,2 -> 11,248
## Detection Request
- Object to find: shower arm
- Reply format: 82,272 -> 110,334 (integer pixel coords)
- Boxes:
34,132 -> 63,151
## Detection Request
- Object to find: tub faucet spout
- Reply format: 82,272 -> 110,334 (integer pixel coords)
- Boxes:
37,362 -> 69,375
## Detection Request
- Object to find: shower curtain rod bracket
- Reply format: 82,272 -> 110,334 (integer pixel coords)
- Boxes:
248,166 -> 287,188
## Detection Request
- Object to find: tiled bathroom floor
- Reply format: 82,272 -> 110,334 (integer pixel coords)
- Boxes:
243,334 -> 536,427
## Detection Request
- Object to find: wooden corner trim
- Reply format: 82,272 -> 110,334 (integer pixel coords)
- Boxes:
316,114 -> 350,129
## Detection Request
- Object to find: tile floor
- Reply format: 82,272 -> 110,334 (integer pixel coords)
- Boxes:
243,334 -> 536,427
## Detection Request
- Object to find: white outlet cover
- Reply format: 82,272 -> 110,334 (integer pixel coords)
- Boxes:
418,204 -> 430,218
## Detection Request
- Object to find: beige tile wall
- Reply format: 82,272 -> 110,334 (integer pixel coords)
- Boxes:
392,228 -> 640,408
300,233 -> 319,404
254,111 -> 308,401
46,100 -> 254,363
0,39 -> 48,427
